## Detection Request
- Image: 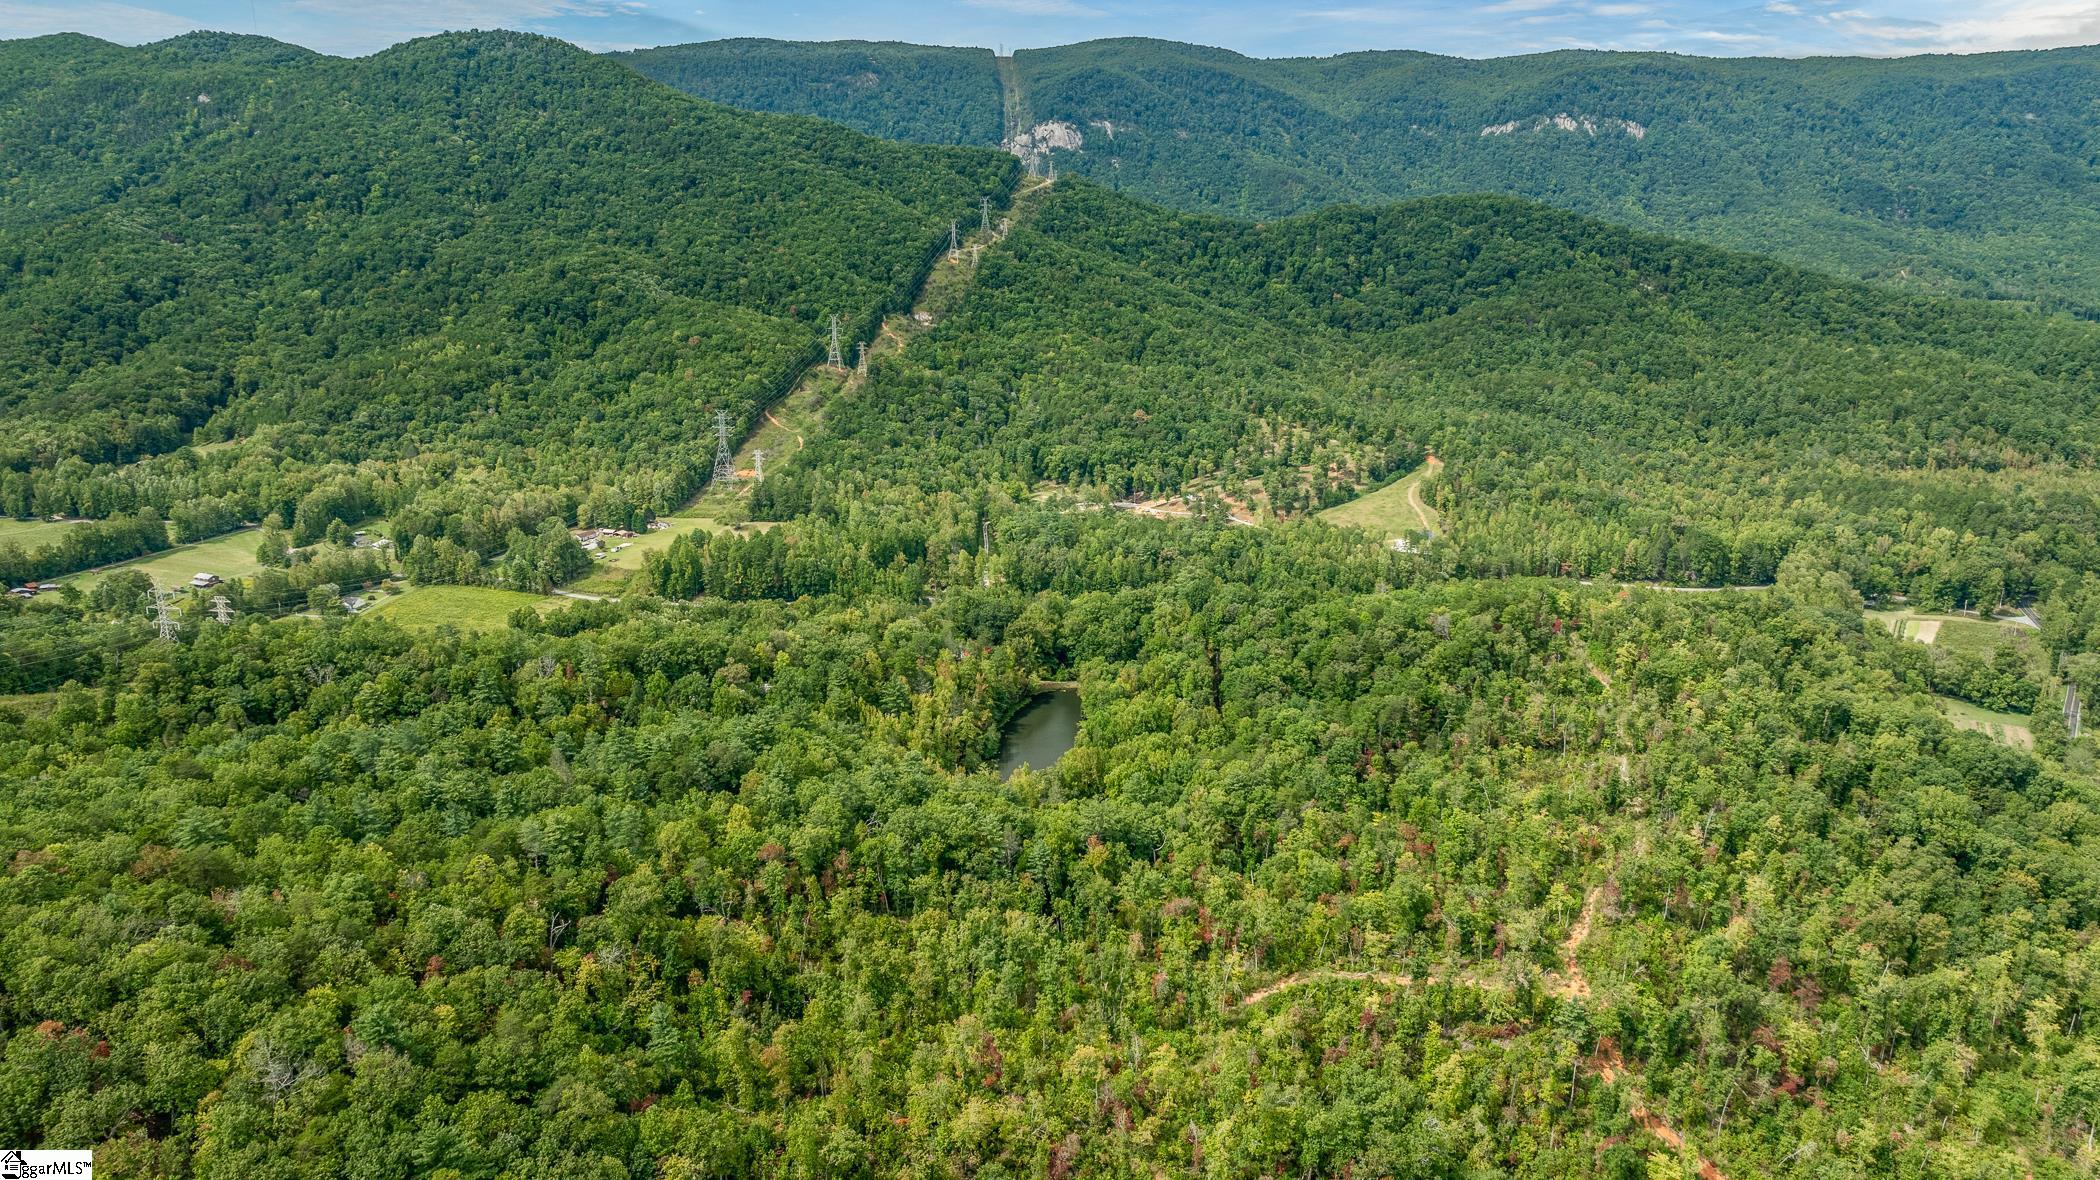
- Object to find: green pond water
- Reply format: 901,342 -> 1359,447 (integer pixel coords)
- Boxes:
997,688 -> 1080,778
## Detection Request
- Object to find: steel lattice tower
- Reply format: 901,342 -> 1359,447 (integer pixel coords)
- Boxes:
711,410 -> 736,485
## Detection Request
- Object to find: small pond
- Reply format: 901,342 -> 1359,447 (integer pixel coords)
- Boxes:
996,688 -> 1081,779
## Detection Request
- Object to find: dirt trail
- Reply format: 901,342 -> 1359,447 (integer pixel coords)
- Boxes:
1406,454 -> 1444,535
762,409 -> 803,448
1597,1051 -> 1730,1180
1236,883 -> 1726,1177
1239,970 -> 1421,1007
1556,887 -> 1602,999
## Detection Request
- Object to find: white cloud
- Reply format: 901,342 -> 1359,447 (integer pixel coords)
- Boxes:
1808,1 -> 2100,53
0,2 -> 200,43
1764,1 -> 1802,13
959,0 -> 1107,15
1590,3 -> 1653,15
1689,28 -> 1775,45
1301,6 -> 1422,22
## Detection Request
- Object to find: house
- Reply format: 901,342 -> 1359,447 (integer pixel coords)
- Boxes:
606,528 -> 639,539
189,572 -> 221,589
9,586 -> 38,599
645,520 -> 669,532
340,595 -> 370,613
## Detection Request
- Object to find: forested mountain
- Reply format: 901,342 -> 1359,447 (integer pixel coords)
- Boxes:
757,180 -> 2100,606
6,25 -> 2100,1179
615,39 -> 1002,146
0,30 -> 1011,575
625,37 -> 2100,314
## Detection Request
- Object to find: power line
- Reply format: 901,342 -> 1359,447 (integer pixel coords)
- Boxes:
711,409 -> 736,486
144,581 -> 181,642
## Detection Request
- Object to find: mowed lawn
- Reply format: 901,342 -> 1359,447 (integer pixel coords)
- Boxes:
366,585 -> 557,631
74,529 -> 265,591
1319,463 -> 1440,542
0,518 -> 89,550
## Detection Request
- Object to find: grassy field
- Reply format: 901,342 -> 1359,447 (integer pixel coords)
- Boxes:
558,514 -> 781,595
73,529 -> 265,591
1869,608 -> 2042,670
1319,462 -> 1441,542
0,518 -> 93,553
366,585 -> 557,631
1937,695 -> 2035,749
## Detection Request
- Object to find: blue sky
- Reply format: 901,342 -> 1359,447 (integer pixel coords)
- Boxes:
3,0 -> 2096,59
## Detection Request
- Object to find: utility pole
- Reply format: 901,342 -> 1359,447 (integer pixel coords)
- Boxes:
856,340 -> 868,376
827,314 -> 844,369
981,195 -> 992,234
711,409 -> 737,486
751,448 -> 766,482
1047,157 -> 1056,183
948,220 -> 961,263
143,582 -> 181,642
208,595 -> 233,624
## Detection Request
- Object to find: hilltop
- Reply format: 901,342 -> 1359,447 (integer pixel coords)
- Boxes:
0,29 -> 1012,582
625,36 -> 2100,313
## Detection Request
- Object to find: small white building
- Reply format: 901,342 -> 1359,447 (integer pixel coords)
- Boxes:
189,572 -> 222,589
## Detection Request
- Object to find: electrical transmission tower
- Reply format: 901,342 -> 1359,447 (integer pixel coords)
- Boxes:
1046,158 -> 1057,183
208,595 -> 233,624
711,409 -> 737,485
948,220 -> 961,263
827,315 -> 844,369
751,448 -> 766,482
143,582 -> 181,642
856,340 -> 868,376
981,195 -> 991,234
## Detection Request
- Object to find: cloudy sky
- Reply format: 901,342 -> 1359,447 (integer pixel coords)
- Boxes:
3,0 -> 2096,58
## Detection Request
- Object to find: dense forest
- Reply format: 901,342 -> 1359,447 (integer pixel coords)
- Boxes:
616,40 -> 1002,146
757,181 -> 2100,605
6,24 -> 2100,1179
0,31 -> 1013,580
4,503 -> 2099,1177
626,37 -> 2100,314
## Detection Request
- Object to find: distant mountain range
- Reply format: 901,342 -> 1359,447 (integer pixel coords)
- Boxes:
620,37 -> 2100,314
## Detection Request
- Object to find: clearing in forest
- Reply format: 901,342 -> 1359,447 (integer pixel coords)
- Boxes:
1936,695 -> 2035,749
1869,608 -> 2042,669
1318,456 -> 1442,541
366,585 -> 558,631
74,528 -> 265,591
0,518 -> 89,549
